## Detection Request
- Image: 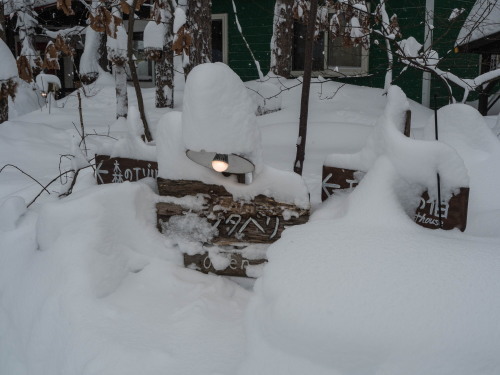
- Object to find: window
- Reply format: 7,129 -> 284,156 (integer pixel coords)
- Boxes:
292,11 -> 369,77
212,13 -> 228,64
133,33 -> 153,81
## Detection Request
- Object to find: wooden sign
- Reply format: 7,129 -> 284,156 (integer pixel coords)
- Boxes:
184,252 -> 266,278
95,155 -> 158,184
322,165 -> 469,231
156,178 -> 310,277
321,165 -> 362,201
414,188 -> 469,231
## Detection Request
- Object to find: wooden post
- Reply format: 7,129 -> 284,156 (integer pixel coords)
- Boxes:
293,0 -> 318,176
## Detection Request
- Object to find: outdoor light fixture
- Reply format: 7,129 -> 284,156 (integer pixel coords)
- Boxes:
211,153 -> 229,172
186,150 -> 255,174
41,91 -> 48,98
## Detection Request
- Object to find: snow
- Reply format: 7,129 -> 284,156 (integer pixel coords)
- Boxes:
79,26 -> 100,77
173,7 -> 186,33
245,78 -> 282,115
1,61 -> 500,375
456,0 -> 500,46
144,21 -> 165,49
325,86 -> 469,198
35,73 -> 61,91
0,39 -> 18,80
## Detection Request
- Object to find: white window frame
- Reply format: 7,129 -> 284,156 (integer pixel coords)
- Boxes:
212,13 -> 228,64
291,9 -> 370,78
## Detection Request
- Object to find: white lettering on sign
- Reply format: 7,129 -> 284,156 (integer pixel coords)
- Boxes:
95,160 -> 109,184
212,213 -> 282,240
322,173 -> 359,198
202,254 -> 249,271
108,160 -> 158,183
418,198 -> 450,219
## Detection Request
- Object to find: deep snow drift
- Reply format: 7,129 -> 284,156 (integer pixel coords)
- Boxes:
1,63 -> 500,375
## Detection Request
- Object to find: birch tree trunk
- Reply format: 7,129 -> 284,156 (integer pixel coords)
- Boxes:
156,0 -> 175,108
270,0 -> 294,78
184,0 -> 212,77
114,63 -> 128,118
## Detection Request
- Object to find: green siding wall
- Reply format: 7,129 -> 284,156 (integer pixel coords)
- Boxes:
213,0 -> 479,107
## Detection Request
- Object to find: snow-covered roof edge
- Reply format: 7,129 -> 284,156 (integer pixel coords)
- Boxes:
456,0 -> 500,47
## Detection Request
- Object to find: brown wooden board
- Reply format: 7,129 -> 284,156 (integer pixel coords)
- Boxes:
95,155 -> 158,184
414,188 -> 469,232
184,252 -> 266,278
321,165 -> 363,201
156,178 -> 310,277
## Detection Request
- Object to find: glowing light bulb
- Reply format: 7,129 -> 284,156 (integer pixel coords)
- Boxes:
212,154 -> 229,172
41,91 -> 48,98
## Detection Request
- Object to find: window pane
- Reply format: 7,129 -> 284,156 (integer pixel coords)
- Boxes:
327,37 -> 362,68
212,19 -> 223,63
292,22 -> 324,71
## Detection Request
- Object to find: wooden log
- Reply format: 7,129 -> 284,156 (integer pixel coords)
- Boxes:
95,155 -> 158,184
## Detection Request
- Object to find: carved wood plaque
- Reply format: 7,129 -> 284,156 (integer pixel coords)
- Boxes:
414,188 -> 469,232
95,155 -> 158,184
156,178 -> 310,277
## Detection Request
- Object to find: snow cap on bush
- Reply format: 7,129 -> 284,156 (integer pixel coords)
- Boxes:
182,63 -> 262,171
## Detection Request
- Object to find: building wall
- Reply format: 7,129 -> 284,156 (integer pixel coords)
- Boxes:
213,0 -> 479,108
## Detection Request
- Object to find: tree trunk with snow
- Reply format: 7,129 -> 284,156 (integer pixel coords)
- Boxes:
270,0 -> 294,78
0,95 -> 8,123
156,0 -> 175,108
184,0 -> 212,77
114,63 -> 128,118
98,31 -> 109,72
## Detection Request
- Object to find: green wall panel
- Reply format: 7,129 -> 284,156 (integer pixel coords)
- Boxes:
213,0 -> 480,107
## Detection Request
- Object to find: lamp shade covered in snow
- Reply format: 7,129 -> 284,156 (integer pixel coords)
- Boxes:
182,63 -> 263,172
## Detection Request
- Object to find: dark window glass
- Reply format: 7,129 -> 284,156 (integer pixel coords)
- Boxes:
212,19 -> 223,62
292,21 -> 324,71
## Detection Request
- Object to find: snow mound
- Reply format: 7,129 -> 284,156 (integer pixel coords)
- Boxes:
110,106 -> 156,160
424,103 -> 499,157
0,39 -> 18,80
1,182 -> 249,375
245,80 -> 282,115
239,157 -> 500,375
325,86 -> 469,198
0,196 -> 26,232
182,63 -> 262,170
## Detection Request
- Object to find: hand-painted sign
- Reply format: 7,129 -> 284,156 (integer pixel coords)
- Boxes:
321,165 -> 362,201
95,155 -> 158,184
321,165 -> 469,231
414,188 -> 469,231
156,178 -> 310,277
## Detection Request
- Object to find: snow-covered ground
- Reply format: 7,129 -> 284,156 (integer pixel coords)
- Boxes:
1,64 -> 500,375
